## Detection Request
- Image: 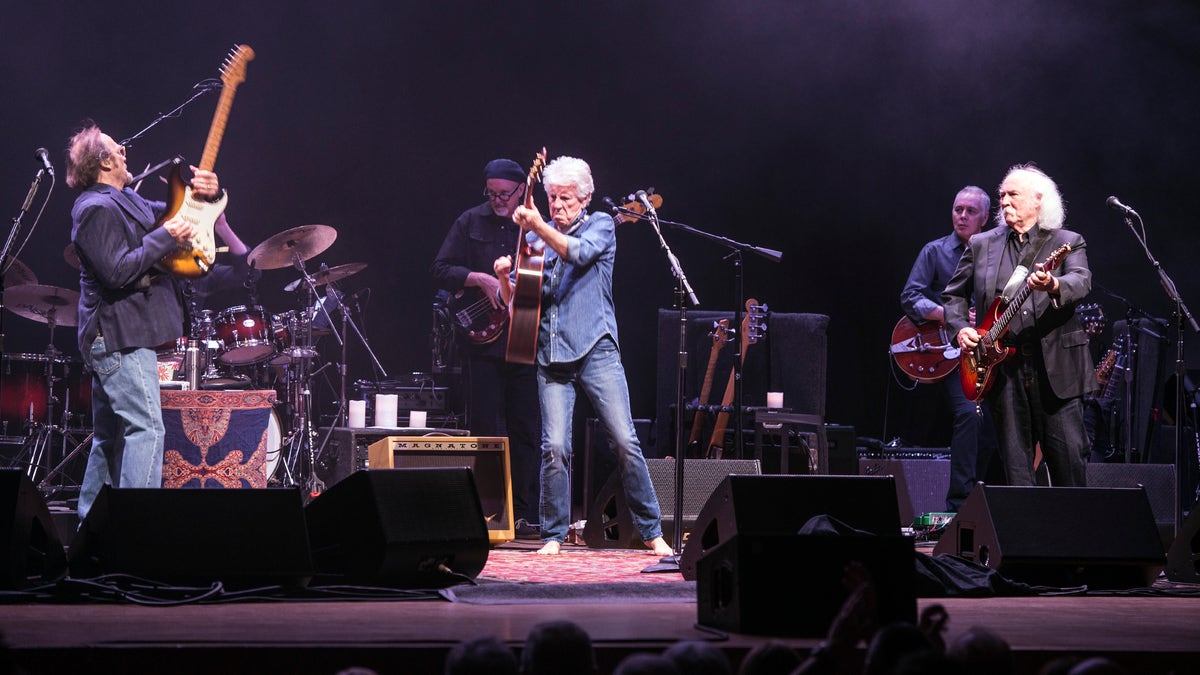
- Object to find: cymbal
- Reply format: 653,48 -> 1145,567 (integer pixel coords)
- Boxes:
284,262 -> 367,292
63,243 -> 81,270
247,224 -> 338,270
1,257 -> 38,287
5,284 -> 80,327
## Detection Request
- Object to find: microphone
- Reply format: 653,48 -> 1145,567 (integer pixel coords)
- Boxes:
602,196 -> 620,214
1106,196 -> 1138,218
634,189 -> 656,215
34,148 -> 54,176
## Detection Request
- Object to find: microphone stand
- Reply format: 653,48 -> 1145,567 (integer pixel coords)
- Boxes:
2,169 -> 52,365
1118,210 -> 1199,540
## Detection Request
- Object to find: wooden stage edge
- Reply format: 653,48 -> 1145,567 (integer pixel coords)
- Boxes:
3,584 -> 1200,674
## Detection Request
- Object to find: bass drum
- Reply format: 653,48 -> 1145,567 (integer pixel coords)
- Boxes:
264,408 -> 282,482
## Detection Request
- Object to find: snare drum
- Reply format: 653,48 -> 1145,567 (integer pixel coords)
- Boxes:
213,305 -> 276,365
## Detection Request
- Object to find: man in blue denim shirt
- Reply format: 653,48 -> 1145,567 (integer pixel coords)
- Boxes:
495,156 -> 671,556
66,124 -> 223,521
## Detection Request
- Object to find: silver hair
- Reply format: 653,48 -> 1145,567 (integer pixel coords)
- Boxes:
996,163 -> 1065,230
542,156 -> 594,199
958,185 -> 991,220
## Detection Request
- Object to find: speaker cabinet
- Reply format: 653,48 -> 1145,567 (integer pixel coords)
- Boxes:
1167,504 -> 1200,583
583,458 -> 761,549
932,485 -> 1166,589
679,474 -> 902,580
69,486 -> 312,587
316,427 -> 470,490
1085,462 -> 1176,549
367,436 -> 513,544
859,455 -> 951,526
697,532 -> 916,637
304,468 -> 490,588
0,468 -> 67,589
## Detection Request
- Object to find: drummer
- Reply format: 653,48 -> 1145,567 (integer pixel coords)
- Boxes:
65,123 -> 248,522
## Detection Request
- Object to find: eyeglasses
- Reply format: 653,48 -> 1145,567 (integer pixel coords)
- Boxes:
483,184 -> 523,201
102,145 -> 126,160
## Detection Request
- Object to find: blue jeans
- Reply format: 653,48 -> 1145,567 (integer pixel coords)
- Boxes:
537,336 -> 663,544
77,337 -> 166,521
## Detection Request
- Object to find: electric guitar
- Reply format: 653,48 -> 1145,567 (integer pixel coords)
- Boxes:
686,319 -> 731,458
157,44 -> 254,278
707,299 -> 768,458
504,148 -> 548,365
448,287 -> 508,345
890,316 -> 960,383
959,243 -> 1075,402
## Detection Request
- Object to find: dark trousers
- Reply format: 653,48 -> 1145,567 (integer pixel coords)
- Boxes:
987,352 -> 1089,488
944,377 -> 998,511
466,354 -> 541,523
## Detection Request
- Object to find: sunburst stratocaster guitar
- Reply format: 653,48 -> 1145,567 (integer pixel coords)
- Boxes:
157,44 -> 254,278
959,243 -> 1075,402
504,148 -> 548,365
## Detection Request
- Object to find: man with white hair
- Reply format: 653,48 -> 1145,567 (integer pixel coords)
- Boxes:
495,155 -> 671,556
943,164 -> 1093,488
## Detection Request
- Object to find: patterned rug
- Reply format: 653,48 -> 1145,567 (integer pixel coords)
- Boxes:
478,543 -> 685,584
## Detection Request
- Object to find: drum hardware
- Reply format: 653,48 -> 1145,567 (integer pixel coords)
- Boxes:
246,224 -> 337,271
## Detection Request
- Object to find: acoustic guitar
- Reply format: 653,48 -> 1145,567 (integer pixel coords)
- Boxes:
504,148 -> 547,365
707,299 -> 768,459
959,243 -> 1076,402
157,44 -> 254,278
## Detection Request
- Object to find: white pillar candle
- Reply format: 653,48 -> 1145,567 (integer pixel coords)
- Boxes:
766,391 -> 785,409
348,400 -> 366,428
375,394 -> 398,428
409,410 -> 428,428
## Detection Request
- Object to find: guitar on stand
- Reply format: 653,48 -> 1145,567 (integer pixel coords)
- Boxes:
157,44 -> 255,278
707,299 -> 767,459
960,243 -> 1077,402
686,319 -> 731,459
504,148 -> 547,365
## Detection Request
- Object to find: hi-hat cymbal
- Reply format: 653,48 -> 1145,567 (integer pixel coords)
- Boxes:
63,243 -> 81,270
1,257 -> 38,287
5,284 -> 80,327
247,224 -> 338,270
283,262 -> 367,292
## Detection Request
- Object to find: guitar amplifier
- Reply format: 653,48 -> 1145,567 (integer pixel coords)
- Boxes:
353,379 -> 447,412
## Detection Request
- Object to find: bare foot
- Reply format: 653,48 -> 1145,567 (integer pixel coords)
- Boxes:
645,536 -> 673,556
536,540 -> 562,555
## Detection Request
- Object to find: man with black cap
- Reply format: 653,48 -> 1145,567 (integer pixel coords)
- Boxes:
433,158 -> 542,539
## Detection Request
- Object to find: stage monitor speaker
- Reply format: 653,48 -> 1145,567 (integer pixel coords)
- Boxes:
583,458 -> 761,549
859,455 -> 951,526
679,474 -> 902,580
68,486 -> 312,588
0,468 -> 67,589
304,468 -> 489,588
1167,504 -> 1200,583
697,532 -> 916,637
1085,462 -> 1176,549
932,485 -> 1165,589
367,436 -> 513,544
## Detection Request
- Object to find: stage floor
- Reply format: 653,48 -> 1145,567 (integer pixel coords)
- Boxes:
3,542 -> 1199,675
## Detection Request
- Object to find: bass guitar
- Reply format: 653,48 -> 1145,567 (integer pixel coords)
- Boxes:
707,298 -> 768,458
158,44 -> 255,278
889,316 -> 959,383
448,287 -> 508,345
959,243 -> 1075,402
504,148 -> 548,365
686,319 -> 731,458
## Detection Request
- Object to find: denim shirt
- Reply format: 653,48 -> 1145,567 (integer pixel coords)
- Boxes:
536,210 -> 621,366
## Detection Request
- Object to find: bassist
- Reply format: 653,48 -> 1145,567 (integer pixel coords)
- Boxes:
944,164 -> 1093,489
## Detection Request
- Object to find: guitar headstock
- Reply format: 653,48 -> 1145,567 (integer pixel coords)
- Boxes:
709,318 -> 732,345
525,148 -> 546,210
1077,302 -> 1106,337
220,44 -> 255,88
744,298 -> 768,346
1039,243 -> 1074,274
614,191 -> 664,224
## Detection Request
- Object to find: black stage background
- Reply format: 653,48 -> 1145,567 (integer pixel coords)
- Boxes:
1,1 -> 1197,447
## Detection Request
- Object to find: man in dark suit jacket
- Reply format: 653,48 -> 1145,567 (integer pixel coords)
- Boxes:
66,123 -> 223,521
943,164 -> 1093,488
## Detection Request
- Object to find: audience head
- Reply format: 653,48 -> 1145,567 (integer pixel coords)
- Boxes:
736,641 -> 800,675
946,625 -> 1012,675
662,640 -> 732,675
864,622 -> 936,675
612,652 -> 678,675
521,620 -> 597,675
445,634 -> 517,675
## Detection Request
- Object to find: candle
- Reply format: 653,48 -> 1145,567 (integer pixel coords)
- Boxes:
767,391 -> 785,409
348,400 -> 366,428
409,410 -> 428,428
375,394 -> 398,427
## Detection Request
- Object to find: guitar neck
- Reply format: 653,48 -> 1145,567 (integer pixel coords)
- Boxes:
198,83 -> 240,171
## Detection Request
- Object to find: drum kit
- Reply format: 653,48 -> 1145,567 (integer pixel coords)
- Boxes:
2,223 -> 381,496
